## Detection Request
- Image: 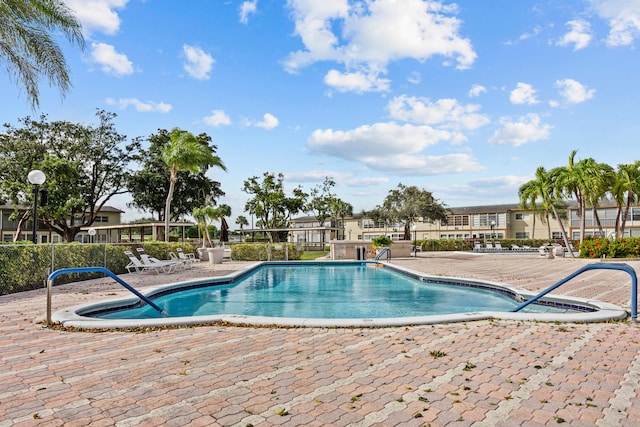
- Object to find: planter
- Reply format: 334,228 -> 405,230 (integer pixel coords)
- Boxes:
197,247 -> 209,261
207,247 -> 224,264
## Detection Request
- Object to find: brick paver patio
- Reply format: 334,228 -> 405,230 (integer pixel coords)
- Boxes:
1,252 -> 639,426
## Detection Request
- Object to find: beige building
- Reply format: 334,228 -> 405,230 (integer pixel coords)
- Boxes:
289,201 -> 640,245
0,204 -> 124,243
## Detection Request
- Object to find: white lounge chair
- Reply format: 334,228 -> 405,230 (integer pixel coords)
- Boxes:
485,242 -> 494,251
169,251 -> 192,269
494,242 -> 503,250
135,248 -> 183,273
473,242 -> 482,252
511,244 -> 523,251
177,247 -> 199,264
124,250 -> 163,274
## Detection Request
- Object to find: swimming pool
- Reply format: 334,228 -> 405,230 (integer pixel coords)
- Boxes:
53,262 -> 627,328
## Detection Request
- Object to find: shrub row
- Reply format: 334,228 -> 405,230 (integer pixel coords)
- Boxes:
231,243 -> 303,261
578,237 -> 640,258
0,242 -> 197,296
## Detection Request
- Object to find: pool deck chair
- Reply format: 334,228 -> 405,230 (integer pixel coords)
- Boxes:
473,242 -> 482,252
485,242 -> 494,251
135,248 -> 183,273
494,242 -> 503,251
124,251 -> 164,274
169,251 -> 192,269
177,248 -> 199,264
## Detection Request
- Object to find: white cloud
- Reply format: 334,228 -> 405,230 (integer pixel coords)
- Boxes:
468,84 -> 486,97
65,0 -> 129,36
488,113 -> 552,146
588,0 -> 640,46
306,121 -> 483,175
105,98 -> 172,112
284,0 -> 476,93
249,113 -> 280,129
387,95 -> 490,144
203,110 -> 232,127
509,82 -> 539,105
407,72 -> 422,84
557,19 -> 593,50
239,0 -> 258,24
555,78 -> 596,104
182,45 -> 215,80
324,69 -> 390,93
90,42 -> 134,76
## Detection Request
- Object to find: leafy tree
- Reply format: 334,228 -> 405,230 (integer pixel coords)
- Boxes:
306,177 -> 335,227
0,110 -> 139,242
161,128 -> 226,241
236,214 -> 249,241
242,172 -> 307,243
370,183 -> 448,240
306,177 -> 336,245
127,129 -> 225,220
1,0 -> 85,108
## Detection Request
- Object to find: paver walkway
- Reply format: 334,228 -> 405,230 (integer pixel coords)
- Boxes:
1,253 -> 639,426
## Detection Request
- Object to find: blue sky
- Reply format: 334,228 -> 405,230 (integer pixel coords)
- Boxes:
2,0 -> 640,224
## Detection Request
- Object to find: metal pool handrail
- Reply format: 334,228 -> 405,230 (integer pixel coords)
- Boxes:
375,247 -> 391,261
511,263 -> 638,319
46,267 -> 168,326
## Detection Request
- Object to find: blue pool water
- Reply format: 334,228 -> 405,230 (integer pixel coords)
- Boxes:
93,263 -> 577,320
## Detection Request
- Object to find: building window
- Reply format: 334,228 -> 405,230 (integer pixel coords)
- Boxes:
552,232 -> 563,239
446,215 -> 469,227
515,232 -> 529,239
515,213 -> 524,220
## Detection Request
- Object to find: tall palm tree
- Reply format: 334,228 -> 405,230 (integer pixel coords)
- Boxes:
1,0 -> 85,108
235,215 -> 249,241
612,161 -> 640,238
553,150 -> 593,243
162,128 -> 226,241
582,159 -> 614,237
518,167 -> 549,239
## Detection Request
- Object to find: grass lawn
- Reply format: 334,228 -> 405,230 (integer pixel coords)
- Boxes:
300,251 -> 330,260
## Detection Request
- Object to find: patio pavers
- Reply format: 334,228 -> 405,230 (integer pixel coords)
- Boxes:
0,254 -> 639,426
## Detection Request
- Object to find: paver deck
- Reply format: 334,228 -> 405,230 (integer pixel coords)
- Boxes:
1,252 -> 639,426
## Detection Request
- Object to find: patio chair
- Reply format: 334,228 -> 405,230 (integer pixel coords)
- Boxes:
169,251 -> 192,269
494,242 -> 503,250
473,242 -> 482,252
177,247 -> 199,263
124,250 -> 163,274
511,244 -> 523,251
135,248 -> 183,273
485,242 -> 494,251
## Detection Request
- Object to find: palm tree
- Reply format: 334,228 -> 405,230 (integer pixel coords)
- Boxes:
518,167 -> 549,239
612,161 -> 640,238
329,198 -> 353,240
162,128 -> 226,241
582,159 -> 614,237
553,150 -> 592,243
1,0 -> 85,108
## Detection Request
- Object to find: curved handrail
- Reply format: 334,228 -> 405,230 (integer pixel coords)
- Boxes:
511,263 -> 637,319
375,247 -> 391,261
47,267 -> 168,325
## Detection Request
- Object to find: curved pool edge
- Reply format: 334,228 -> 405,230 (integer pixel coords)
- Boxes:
50,261 -> 630,330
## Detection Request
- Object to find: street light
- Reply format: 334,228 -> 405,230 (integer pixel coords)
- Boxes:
412,224 -> 417,257
490,220 -> 496,239
27,170 -> 46,244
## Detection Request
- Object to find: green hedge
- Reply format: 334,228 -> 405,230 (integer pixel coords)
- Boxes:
0,242 -> 198,296
231,243 -> 303,261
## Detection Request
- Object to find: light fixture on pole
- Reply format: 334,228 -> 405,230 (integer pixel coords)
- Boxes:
490,220 -> 496,239
27,170 -> 46,244
413,224 -> 417,257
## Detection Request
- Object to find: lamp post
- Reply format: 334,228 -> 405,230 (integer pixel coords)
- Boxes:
27,170 -> 46,244
413,224 -> 417,257
490,220 -> 496,239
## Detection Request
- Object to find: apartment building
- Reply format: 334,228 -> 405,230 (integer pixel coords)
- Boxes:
289,201 -> 640,244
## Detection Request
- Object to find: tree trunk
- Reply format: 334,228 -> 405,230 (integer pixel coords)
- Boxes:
12,211 -> 30,242
164,170 -> 177,242
550,203 -> 575,258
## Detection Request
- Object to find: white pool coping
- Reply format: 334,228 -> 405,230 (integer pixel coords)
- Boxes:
52,261 -> 629,329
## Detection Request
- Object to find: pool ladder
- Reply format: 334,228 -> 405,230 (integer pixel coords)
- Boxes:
511,263 -> 638,319
46,267 -> 168,326
375,247 -> 391,261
